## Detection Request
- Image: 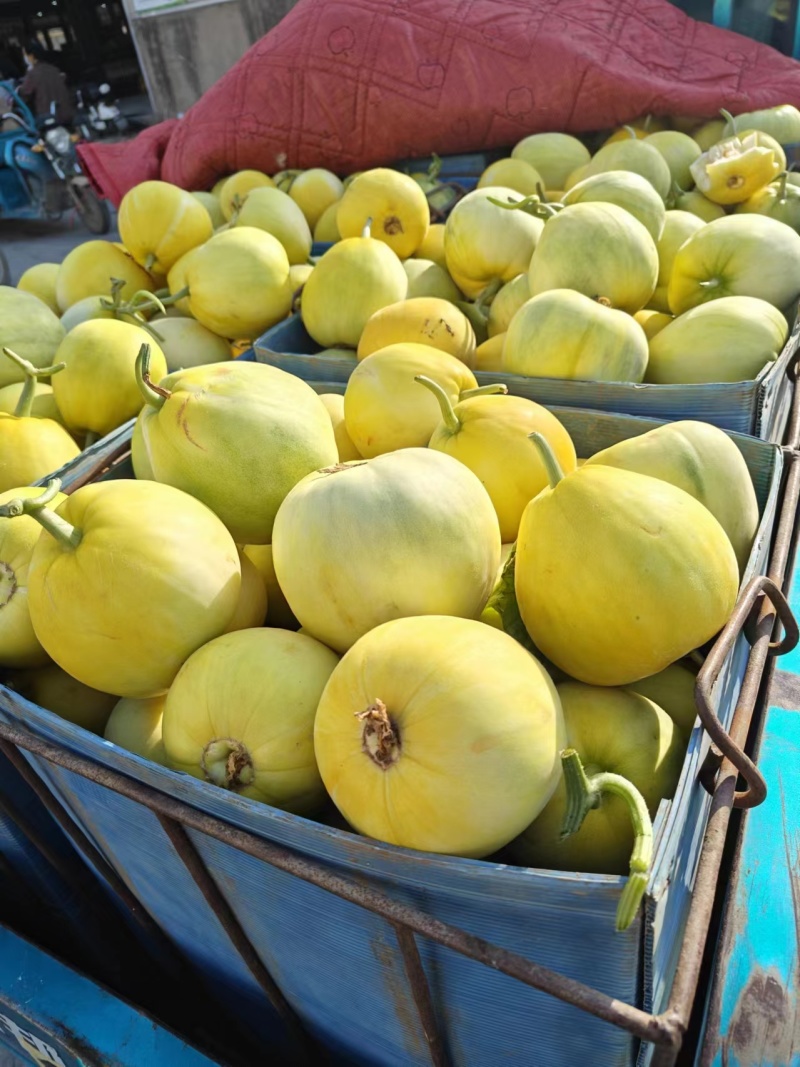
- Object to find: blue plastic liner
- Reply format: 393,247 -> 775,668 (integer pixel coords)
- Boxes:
254,312 -> 799,442
0,411 -> 782,1067
0,753 -> 89,930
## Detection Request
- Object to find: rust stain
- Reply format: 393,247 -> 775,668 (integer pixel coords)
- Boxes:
725,969 -> 795,1065
54,1023 -> 121,1066
724,771 -> 800,1064
370,928 -> 427,1061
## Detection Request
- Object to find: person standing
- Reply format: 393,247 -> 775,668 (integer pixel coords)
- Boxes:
19,42 -> 75,125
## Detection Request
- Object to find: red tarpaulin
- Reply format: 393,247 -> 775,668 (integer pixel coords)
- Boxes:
80,0 -> 800,206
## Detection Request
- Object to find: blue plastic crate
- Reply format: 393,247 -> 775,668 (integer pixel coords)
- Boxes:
393,152 -> 497,179
253,312 -> 799,442
0,410 -> 782,1067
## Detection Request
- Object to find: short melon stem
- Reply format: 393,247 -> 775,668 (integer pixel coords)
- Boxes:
414,375 -> 461,434
144,252 -> 158,274
135,343 -> 171,410
108,277 -> 126,308
622,125 -> 638,140
0,479 -> 81,550
560,748 -> 653,933
361,217 -> 373,239
528,431 -> 564,489
357,699 -> 400,770
2,348 -> 66,418
201,738 -> 255,791
778,171 -> 789,200
83,430 -> 99,449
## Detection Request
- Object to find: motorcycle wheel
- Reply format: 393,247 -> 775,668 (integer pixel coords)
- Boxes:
73,184 -> 111,234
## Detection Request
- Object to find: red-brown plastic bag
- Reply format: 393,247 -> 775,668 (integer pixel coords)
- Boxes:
79,0 -> 800,205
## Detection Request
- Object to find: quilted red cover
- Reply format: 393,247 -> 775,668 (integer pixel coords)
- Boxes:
80,0 -> 800,205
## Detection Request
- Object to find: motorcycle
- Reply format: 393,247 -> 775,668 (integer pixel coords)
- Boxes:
0,80 -> 111,234
74,82 -> 129,141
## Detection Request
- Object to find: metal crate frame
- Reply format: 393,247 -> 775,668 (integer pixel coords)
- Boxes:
1,403 -> 799,1067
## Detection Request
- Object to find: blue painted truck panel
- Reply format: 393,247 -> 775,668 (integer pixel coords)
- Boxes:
0,925 -> 222,1067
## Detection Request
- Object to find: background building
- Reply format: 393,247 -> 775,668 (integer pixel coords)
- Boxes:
0,0 -> 143,94
118,0 -> 298,118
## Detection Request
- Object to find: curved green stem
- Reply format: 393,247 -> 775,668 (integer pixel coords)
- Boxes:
487,194 -> 555,220
414,375 -> 461,434
3,348 -> 66,418
127,289 -> 168,317
361,217 -> 373,239
0,479 -> 81,550
622,125 -> 638,140
144,252 -> 158,274
135,343 -> 171,409
666,181 -> 685,209
161,286 -> 190,307
528,431 -> 565,488
474,277 -> 503,317
777,171 -> 789,200
720,108 -> 736,136
460,383 -> 508,399
559,748 -> 653,932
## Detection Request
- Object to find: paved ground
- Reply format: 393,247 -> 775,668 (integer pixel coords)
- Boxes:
1,212 -> 120,285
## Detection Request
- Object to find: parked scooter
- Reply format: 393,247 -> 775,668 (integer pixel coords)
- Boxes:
74,82 -> 129,141
0,81 -> 110,234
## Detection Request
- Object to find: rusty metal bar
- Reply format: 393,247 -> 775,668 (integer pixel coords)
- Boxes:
390,921 -> 449,1067
648,447 -> 800,1067
62,440 -> 132,493
0,713 -> 673,1048
155,813 -> 317,1065
695,575 -> 797,808
784,346 -> 800,453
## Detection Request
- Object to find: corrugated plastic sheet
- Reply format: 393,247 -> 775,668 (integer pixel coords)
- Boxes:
0,412 -> 783,1066
254,312 -> 800,442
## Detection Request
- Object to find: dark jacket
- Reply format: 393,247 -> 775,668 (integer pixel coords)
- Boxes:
20,61 -> 74,124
